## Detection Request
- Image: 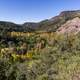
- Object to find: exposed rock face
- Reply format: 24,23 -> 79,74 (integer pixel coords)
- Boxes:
56,17 -> 80,34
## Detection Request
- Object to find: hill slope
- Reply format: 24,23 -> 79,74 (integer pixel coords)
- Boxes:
0,10 -> 80,32
56,17 -> 80,34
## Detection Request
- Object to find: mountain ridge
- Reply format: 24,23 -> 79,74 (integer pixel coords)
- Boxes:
1,10 -> 80,32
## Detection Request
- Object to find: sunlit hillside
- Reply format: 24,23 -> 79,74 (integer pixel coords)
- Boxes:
1,10 -> 80,80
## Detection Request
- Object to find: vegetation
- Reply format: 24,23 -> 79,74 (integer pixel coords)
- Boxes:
0,31 -> 80,80
1,10 -> 80,80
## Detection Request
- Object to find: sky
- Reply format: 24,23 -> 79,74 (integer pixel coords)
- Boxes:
0,0 -> 80,23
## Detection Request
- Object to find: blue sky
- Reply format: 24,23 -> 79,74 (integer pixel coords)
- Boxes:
0,0 -> 80,23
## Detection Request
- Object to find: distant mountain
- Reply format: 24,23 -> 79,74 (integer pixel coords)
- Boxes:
0,21 -> 22,32
22,22 -> 39,31
0,21 -> 35,32
0,10 -> 80,32
37,10 -> 80,31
